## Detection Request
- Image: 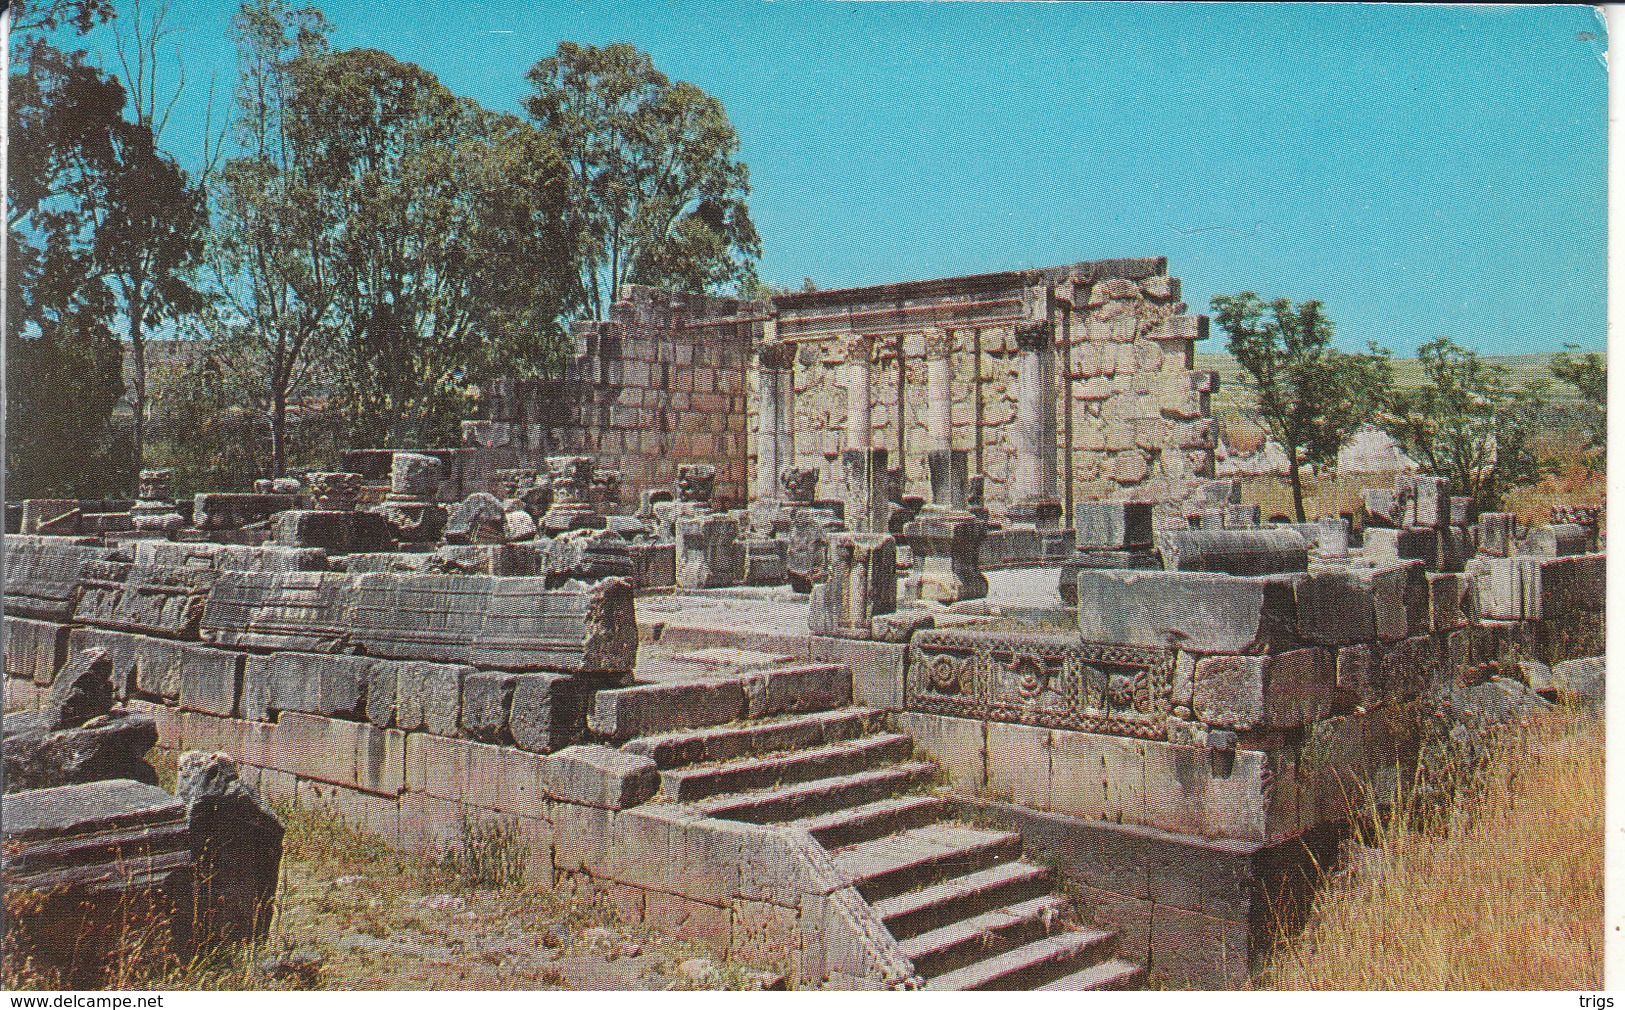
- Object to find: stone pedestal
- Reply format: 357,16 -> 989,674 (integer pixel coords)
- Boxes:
901,511 -> 987,605
1477,512 -> 1517,557
379,452 -> 449,542
542,455 -> 601,533
1316,517 -> 1351,558
676,514 -> 745,589
809,533 -> 897,639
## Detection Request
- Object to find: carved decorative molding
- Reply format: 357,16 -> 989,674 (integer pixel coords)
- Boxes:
907,628 -> 1174,738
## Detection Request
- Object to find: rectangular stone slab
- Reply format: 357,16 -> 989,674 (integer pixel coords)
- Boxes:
3,537 -> 120,622
2,778 -> 193,897
1074,570 -> 1300,654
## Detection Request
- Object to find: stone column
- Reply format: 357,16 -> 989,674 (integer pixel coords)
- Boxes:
844,333 -> 873,453
1009,321 -> 1061,526
925,328 -> 953,451
755,341 -> 795,501
923,328 -> 968,511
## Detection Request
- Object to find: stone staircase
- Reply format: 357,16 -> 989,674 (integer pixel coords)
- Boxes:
609,663 -> 1144,991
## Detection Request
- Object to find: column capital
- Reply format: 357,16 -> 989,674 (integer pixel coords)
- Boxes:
844,333 -> 876,362
1014,319 -> 1053,352
923,327 -> 954,359
757,339 -> 796,371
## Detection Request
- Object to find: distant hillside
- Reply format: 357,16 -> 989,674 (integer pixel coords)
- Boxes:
1195,350 -> 1603,417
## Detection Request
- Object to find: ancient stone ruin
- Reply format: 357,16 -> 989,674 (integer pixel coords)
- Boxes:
2,259 -> 1606,990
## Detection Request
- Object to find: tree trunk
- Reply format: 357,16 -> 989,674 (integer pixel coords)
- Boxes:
127,278 -> 146,471
270,379 -> 287,479
1287,446 -> 1306,524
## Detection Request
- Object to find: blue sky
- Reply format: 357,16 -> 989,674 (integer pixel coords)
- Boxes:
67,1 -> 1607,355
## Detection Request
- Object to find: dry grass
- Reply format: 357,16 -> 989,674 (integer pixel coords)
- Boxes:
1259,708 -> 1604,990
5,795 -> 779,991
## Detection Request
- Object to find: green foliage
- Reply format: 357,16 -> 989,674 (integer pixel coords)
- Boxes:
1379,337 -> 1550,513
524,41 -> 760,318
1209,291 -> 1393,521
284,46 -> 578,448
1550,344 -> 1606,469
437,815 -> 529,891
7,39 -> 134,498
202,0 -> 341,477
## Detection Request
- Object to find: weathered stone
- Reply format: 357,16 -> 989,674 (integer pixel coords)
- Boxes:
191,493 -> 300,531
204,571 -> 639,674
42,648 -> 116,731
444,493 -> 509,544
809,533 -> 897,639
1360,488 -> 1404,527
546,745 -> 659,810
1335,643 -> 1378,709
1056,549 -> 1161,605
1157,529 -> 1308,575
460,671 -> 518,743
271,510 -> 394,554
742,538 -> 789,586
176,644 -> 245,718
587,679 -> 747,742
240,652 -> 372,722
1525,523 -> 1588,557
1075,501 -> 1154,550
1551,656 -> 1605,709
1449,496 -> 1473,527
1476,512 -> 1516,557
676,515 -> 746,589
390,452 -> 444,499
1413,476 -> 1450,528
1426,573 -> 1469,632
509,672 -> 584,754
630,542 -> 677,589
1,779 -> 193,980
1315,518 -> 1350,557
6,617 -> 71,685
1074,570 -> 1299,653
900,512 -> 987,605
177,751 -> 284,943
1294,570 -> 1376,645
504,509 -> 539,541
4,709 -> 159,792
393,661 -> 469,736
1192,649 -> 1335,731
1362,526 -> 1438,568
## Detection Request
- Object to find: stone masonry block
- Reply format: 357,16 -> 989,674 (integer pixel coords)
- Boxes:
273,711 -> 406,796
394,661 -> 470,736
461,671 -> 518,743
509,672 -> 584,754
240,652 -> 372,722
1074,570 -> 1299,654
1192,648 -> 1335,731
1294,571 -> 1376,646
586,679 -> 747,742
545,744 -> 659,809
742,664 -> 850,719
175,643 -> 244,718
4,617 -> 70,685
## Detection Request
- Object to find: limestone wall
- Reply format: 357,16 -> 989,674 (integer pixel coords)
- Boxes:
763,258 -> 1217,518
464,286 -> 759,510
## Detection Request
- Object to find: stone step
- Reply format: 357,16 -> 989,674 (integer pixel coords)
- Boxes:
694,762 -> 938,824
623,707 -> 888,769
871,861 -> 1055,941
922,927 -> 1115,991
901,893 -> 1071,979
831,824 -> 1025,904
1035,958 -> 1146,991
791,794 -> 948,850
660,733 -> 914,802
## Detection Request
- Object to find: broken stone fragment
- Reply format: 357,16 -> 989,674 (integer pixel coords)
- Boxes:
42,647 -> 116,731
177,750 -> 285,944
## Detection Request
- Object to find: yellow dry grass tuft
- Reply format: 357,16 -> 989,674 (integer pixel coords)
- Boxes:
1260,708 -> 1604,990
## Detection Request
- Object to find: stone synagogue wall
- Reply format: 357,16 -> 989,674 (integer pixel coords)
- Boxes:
464,258 -> 1216,523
